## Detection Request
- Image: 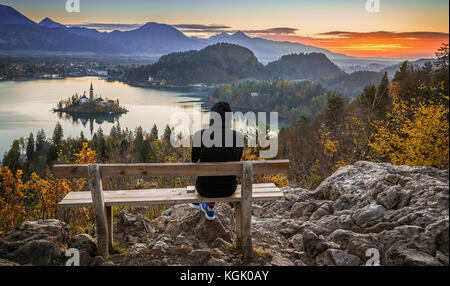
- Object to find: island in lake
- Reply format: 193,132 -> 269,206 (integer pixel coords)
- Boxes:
53,83 -> 128,116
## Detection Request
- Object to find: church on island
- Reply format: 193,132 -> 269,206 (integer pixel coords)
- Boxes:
78,83 -> 115,108
53,82 -> 128,115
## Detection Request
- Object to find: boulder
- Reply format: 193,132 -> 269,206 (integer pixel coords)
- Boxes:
316,249 -> 361,266
385,246 -> 443,266
115,209 -> 153,247
0,219 -> 69,266
376,185 -> 411,209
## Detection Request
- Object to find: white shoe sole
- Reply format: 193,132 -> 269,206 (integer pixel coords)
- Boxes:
188,203 -> 200,209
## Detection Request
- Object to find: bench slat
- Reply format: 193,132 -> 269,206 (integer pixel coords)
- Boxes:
62,183 -> 278,200
58,183 -> 284,208
53,160 -> 289,178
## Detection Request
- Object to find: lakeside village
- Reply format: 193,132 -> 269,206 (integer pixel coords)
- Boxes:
53,83 -> 128,116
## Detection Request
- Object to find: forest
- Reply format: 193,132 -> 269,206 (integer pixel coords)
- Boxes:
208,80 -> 340,123
278,44 -> 449,188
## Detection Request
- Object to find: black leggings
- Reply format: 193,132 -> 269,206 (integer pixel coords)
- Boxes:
195,177 -> 237,198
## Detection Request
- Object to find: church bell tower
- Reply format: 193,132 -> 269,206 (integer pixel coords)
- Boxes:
89,82 -> 94,102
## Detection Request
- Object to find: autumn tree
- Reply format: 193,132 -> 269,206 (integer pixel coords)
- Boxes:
2,140 -> 22,173
369,85 -> 449,168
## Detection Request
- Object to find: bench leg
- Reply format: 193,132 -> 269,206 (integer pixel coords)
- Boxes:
106,206 -> 113,252
88,164 -> 109,257
241,162 -> 253,261
234,202 -> 242,249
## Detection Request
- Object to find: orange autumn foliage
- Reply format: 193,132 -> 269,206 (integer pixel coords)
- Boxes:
0,143 -> 98,232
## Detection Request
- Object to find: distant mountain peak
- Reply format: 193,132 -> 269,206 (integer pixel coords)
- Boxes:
139,22 -> 170,30
39,17 -> 66,29
231,31 -> 250,39
0,4 -> 36,25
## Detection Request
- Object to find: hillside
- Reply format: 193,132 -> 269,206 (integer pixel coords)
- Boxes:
319,70 -> 384,98
123,44 -> 350,86
126,43 -> 266,85
266,53 -> 346,80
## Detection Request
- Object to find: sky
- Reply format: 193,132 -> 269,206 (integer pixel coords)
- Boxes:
2,0 -> 449,59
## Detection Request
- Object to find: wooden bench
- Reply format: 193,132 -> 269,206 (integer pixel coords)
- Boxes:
54,160 -> 289,260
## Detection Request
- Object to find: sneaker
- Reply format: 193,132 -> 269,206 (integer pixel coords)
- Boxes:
188,203 -> 200,209
201,203 -> 216,220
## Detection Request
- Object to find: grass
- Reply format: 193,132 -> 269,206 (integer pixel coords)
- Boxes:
253,247 -> 270,257
221,242 -> 237,250
69,221 -> 95,236
110,243 -> 127,255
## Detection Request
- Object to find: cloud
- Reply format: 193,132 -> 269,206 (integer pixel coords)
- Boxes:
173,24 -> 231,30
174,24 -> 298,36
264,31 -> 449,58
243,27 -> 298,35
68,23 -> 143,32
317,31 -> 449,40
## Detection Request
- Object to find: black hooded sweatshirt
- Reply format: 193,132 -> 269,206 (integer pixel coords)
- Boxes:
191,103 -> 244,198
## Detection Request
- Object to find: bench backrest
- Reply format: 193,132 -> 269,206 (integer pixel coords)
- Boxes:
52,160 -> 290,179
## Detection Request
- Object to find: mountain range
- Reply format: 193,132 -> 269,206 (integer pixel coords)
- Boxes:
0,3 -> 400,68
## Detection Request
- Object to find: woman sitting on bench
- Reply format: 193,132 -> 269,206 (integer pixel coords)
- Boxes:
189,102 -> 244,220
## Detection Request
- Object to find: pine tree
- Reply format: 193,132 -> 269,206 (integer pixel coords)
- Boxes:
151,124 -> 159,140
52,122 -> 64,145
26,132 -> 35,161
36,129 -> 46,154
140,140 -> 152,163
163,125 -> 172,143
134,126 -> 144,152
325,93 -> 345,124
374,72 -> 390,119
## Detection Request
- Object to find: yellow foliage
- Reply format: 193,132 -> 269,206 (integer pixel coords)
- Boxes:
369,89 -> 449,168
242,148 -> 289,187
320,124 -> 338,157
0,167 -> 26,231
75,142 -> 97,164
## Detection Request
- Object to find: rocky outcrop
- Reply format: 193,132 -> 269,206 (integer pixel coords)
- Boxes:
0,219 -> 70,266
0,161 -> 447,266
255,161 -> 448,266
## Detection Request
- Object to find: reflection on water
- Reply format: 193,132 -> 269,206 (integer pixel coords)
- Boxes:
0,76 -> 207,157
0,76 -> 283,158
55,111 -> 123,135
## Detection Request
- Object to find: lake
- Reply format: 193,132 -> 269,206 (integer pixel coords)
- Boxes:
0,77 -> 207,158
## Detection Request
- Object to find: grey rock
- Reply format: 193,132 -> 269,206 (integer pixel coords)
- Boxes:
0,258 -> 19,266
385,246 -> 443,266
207,257 -> 231,266
0,219 -> 69,266
316,249 -> 361,266
352,205 -> 386,227
270,254 -> 294,266
252,204 -> 263,217
153,241 -> 169,250
376,185 -> 411,209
